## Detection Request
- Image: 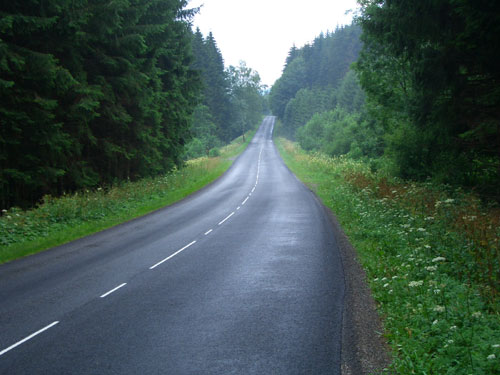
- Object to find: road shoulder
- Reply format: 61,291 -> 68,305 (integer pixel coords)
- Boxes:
324,206 -> 392,375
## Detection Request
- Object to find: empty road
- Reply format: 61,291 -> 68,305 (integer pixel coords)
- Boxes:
0,116 -> 345,374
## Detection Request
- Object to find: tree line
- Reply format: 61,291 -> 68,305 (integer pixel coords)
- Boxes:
0,2 -> 265,209
270,2 -> 500,200
185,28 -> 265,159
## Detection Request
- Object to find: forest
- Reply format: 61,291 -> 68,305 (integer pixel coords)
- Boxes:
270,1 -> 500,201
0,1 -> 264,210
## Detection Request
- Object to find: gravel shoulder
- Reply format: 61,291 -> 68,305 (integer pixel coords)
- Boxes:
324,205 -> 392,374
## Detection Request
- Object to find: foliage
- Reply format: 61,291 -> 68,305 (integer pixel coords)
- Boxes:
189,29 -> 265,157
277,138 -> 500,374
355,0 -> 500,198
0,0 -> 200,209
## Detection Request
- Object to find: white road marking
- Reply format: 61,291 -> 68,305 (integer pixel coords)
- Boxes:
100,283 -> 127,298
242,197 -> 249,205
0,321 -> 59,357
204,229 -> 213,235
237,206 -> 241,210
150,241 -> 197,269
251,187 -> 255,193
218,212 -> 235,225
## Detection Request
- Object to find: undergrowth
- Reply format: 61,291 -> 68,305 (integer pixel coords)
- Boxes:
276,137 -> 500,375
0,130 -> 254,264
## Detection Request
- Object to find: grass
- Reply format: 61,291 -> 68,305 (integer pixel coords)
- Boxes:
0,129 -> 255,264
276,137 -> 500,375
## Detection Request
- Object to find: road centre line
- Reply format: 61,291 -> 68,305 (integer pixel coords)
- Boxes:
100,283 -> 127,298
218,212 -> 234,226
251,187 -> 255,193
0,321 -> 59,357
204,229 -> 213,235
150,241 -> 197,270
242,197 -> 249,205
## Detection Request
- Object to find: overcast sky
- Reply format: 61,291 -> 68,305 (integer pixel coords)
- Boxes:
188,0 -> 359,87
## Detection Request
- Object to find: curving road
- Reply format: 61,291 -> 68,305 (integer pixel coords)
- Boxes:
0,116 -> 345,374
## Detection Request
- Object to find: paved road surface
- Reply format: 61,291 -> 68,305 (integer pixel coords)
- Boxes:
0,116 -> 345,374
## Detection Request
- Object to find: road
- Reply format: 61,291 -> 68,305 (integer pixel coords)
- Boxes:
0,116 -> 345,374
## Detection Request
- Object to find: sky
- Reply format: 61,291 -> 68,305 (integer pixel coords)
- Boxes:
188,0 -> 359,87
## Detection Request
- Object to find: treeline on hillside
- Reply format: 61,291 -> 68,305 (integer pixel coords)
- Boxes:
272,4 -> 500,199
186,29 -> 266,159
0,0 -> 198,209
270,24 -> 379,158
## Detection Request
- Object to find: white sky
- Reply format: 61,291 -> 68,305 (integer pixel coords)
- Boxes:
188,0 -> 359,87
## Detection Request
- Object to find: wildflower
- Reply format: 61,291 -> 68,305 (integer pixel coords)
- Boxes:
392,276 -> 398,279
444,198 -> 455,204
432,320 -> 438,325
1,209 -> 7,213
426,266 -> 437,272
434,289 -> 441,294
383,283 -> 389,288
373,278 -> 379,282
424,245 -> 431,249
487,354 -> 496,360
6,215 -> 11,219
425,216 -> 434,221
450,325 -> 457,330
492,344 -> 500,348
408,280 -> 424,287
447,340 -> 454,344
417,227 -> 426,232
388,290 -> 393,294
432,257 -> 446,263
433,305 -> 445,313
471,311 -> 482,318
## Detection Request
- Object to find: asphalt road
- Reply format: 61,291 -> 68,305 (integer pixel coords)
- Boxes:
0,116 -> 345,374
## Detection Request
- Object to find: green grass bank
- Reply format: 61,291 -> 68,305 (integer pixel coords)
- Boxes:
0,130 -> 255,264
276,137 -> 499,375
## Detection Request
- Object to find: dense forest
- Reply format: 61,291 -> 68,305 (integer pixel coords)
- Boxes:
0,2 -> 265,210
271,1 -> 500,200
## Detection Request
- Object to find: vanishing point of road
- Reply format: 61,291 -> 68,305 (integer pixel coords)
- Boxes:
0,116 -> 345,374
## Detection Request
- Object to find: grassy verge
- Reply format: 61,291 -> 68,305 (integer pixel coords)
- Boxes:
0,129 -> 255,264
276,137 -> 499,375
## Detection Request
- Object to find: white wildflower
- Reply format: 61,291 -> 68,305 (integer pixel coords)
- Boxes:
450,325 -> 457,330
444,198 -> 455,204
408,280 -> 424,287
432,257 -> 446,262
487,354 -> 496,360
383,283 -> 389,288
417,227 -> 426,232
447,340 -> 454,344
492,344 -> 500,348
433,305 -> 445,313
424,245 -> 431,249
432,320 -> 438,325
434,289 -> 441,294
471,311 -> 482,318
426,266 -> 437,272
1,209 -> 7,213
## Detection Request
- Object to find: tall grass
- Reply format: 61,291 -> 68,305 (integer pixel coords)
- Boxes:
0,130 -> 254,264
277,138 -> 500,375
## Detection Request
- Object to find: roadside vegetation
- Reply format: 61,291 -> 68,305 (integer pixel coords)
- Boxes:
0,129 -> 255,264
277,137 -> 500,374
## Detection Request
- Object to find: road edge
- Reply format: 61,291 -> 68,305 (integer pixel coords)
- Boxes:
322,205 -> 392,374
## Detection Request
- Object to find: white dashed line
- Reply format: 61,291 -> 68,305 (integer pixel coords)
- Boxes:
204,229 -> 213,235
218,212 -> 235,225
150,241 -> 197,270
237,206 -> 241,210
242,197 -> 249,205
100,283 -> 127,298
0,321 -> 59,357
